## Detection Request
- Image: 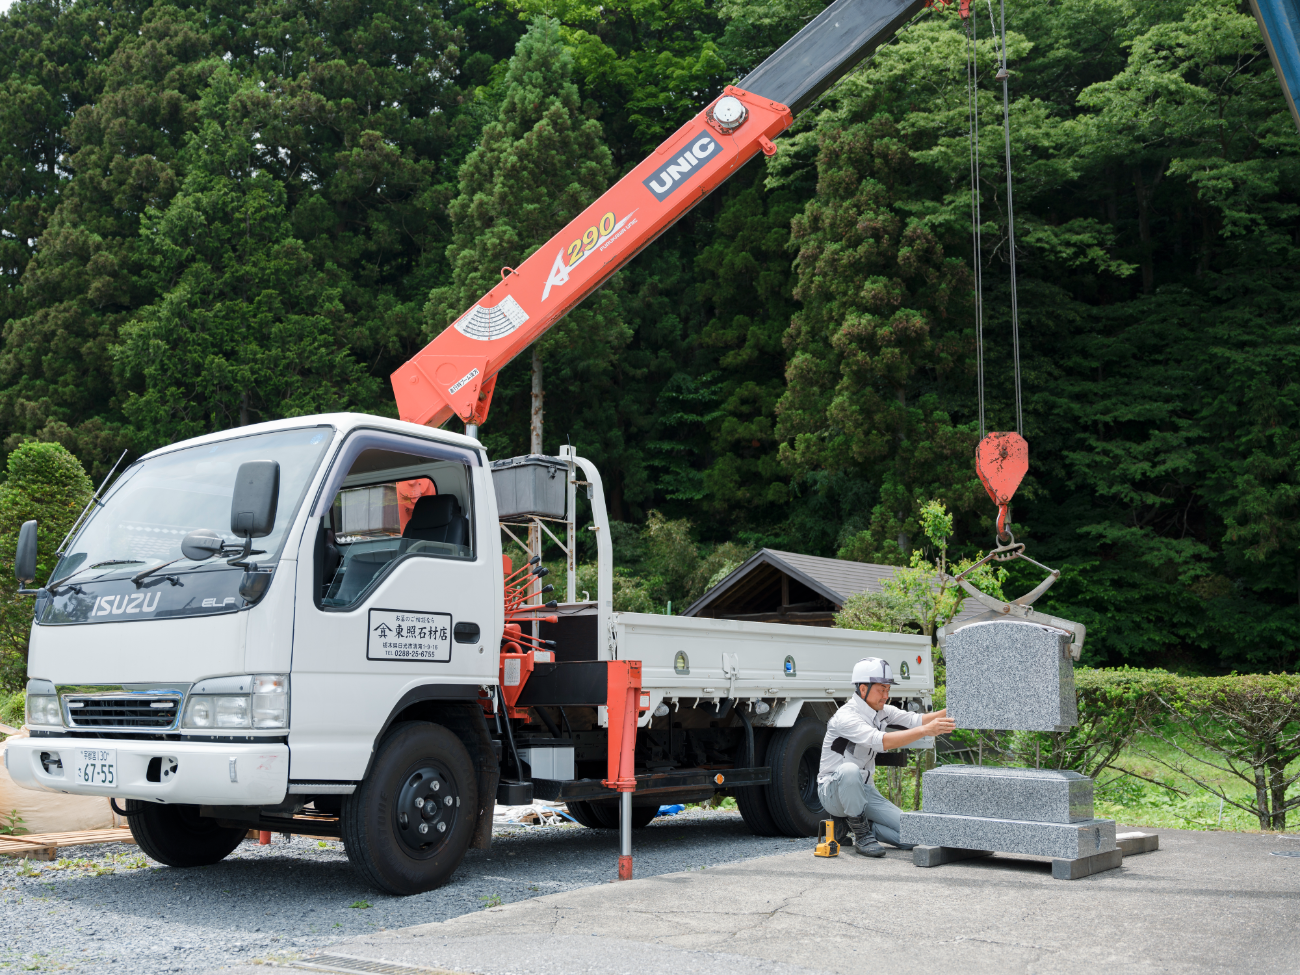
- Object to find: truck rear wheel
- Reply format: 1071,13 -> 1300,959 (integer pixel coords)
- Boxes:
342,721 -> 477,896
569,799 -> 657,829
127,801 -> 245,867
765,717 -> 827,837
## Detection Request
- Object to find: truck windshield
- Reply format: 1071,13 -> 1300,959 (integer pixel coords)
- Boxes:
37,426 -> 332,625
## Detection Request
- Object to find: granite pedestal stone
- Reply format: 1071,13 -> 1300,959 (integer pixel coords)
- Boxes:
918,765 -> 1094,823
944,619 -> 1077,731
901,810 -> 1117,860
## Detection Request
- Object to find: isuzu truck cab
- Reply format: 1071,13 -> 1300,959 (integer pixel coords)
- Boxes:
6,414 -> 933,893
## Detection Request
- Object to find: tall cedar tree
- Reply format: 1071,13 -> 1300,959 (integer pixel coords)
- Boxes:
425,16 -> 629,454
0,5 -> 217,473
777,111 -> 979,564
115,68 -> 378,444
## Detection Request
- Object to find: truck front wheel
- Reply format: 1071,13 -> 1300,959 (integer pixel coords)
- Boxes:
342,721 -> 477,895
127,801 -> 245,867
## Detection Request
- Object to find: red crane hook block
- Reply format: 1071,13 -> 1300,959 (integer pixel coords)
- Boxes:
975,432 -> 1028,540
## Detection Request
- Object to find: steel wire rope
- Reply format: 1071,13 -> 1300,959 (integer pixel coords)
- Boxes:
968,8 -> 986,440
989,0 -> 1023,435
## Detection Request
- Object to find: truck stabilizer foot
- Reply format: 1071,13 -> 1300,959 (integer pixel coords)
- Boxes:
617,855 -> 633,881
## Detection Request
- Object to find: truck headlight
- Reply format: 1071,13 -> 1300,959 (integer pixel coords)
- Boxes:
183,675 -> 289,731
26,694 -> 62,728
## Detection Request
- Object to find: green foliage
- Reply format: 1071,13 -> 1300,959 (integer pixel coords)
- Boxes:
116,68 -> 379,446
0,0 -> 1298,675
1140,672 -> 1300,830
1009,667 -> 1174,779
1,689 -> 25,728
0,441 -> 94,692
835,499 -> 1006,635
0,809 -> 28,836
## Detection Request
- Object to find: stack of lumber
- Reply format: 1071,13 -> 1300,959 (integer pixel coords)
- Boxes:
0,825 -> 136,861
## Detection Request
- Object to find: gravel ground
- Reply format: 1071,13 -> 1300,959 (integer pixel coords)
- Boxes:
0,808 -> 808,974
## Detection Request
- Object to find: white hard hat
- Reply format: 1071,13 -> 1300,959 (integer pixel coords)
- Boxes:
851,657 -> 896,686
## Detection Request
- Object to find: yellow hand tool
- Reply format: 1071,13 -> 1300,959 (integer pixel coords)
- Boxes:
814,818 -> 839,857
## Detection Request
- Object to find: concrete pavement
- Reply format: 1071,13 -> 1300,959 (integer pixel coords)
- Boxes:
216,826 -> 1300,975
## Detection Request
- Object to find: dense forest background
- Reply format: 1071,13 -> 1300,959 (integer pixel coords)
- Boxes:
1,0 -> 1297,673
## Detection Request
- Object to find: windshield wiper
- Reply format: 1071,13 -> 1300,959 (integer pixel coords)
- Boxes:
47,560 -> 145,594
132,559 -> 183,586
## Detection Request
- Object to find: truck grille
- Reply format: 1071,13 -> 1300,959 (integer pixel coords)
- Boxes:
65,696 -> 180,729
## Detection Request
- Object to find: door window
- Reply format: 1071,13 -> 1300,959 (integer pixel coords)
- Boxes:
321,444 -> 476,609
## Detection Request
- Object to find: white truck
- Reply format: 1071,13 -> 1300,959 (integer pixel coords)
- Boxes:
7,413 -> 932,893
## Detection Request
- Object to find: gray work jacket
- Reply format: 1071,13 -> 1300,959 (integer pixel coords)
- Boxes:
817,693 -> 922,786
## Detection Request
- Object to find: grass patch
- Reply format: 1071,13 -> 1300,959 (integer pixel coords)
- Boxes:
1094,732 -> 1300,832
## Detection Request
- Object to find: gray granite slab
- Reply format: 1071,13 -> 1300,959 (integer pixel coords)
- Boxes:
945,619 -> 1078,731
1052,847 -> 1123,879
899,811 -> 1116,860
912,845 -> 992,867
1116,831 -> 1159,856
920,765 -> 1093,823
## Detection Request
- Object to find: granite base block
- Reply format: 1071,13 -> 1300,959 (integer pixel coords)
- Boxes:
920,765 -> 1094,823
912,845 -> 993,867
1116,831 -> 1159,856
1052,847 -> 1123,880
945,619 -> 1078,731
900,811 -> 1116,860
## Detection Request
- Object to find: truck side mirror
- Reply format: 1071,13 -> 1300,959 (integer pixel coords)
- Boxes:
15,520 -> 37,585
181,528 -> 224,561
231,461 -> 280,538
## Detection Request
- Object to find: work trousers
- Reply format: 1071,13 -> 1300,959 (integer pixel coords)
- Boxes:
816,761 -> 914,849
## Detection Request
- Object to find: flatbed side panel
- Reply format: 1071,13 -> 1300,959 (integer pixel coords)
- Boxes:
614,613 -> 932,699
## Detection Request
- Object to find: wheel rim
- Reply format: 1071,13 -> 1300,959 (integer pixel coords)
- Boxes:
394,763 -> 460,857
796,745 -> 822,813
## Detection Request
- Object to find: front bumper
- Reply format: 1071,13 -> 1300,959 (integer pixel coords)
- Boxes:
5,736 -> 289,806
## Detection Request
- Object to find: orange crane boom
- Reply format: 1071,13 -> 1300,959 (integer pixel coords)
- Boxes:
391,0 -> 930,431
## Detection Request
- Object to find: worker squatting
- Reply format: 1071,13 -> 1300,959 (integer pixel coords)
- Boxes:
818,658 -> 957,856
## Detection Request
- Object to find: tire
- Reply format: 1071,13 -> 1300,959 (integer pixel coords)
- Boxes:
583,800 -> 658,829
736,729 -> 782,837
127,801 -> 245,867
342,721 -> 478,896
765,717 -> 828,837
564,800 -> 604,829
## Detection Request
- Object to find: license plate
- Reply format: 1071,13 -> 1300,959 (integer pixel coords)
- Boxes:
71,748 -> 117,788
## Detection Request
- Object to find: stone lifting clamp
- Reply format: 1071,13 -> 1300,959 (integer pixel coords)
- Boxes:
937,432 -> 1087,660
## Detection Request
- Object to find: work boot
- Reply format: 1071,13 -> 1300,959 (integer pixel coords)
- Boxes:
846,814 -> 885,858
833,817 -> 850,846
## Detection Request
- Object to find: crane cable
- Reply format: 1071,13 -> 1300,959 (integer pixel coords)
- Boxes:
967,0 -> 1024,438
966,7 -> 985,440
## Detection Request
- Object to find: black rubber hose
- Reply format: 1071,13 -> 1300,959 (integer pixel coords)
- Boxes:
110,798 -> 142,817
536,706 -> 563,739
736,705 -> 755,769
501,709 -> 525,780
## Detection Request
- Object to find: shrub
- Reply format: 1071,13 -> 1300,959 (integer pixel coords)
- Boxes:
1141,674 -> 1300,830
0,690 -> 24,728
0,442 -> 94,692
1008,668 -> 1174,779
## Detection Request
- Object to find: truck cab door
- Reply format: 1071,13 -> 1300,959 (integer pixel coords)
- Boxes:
288,431 -> 499,782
